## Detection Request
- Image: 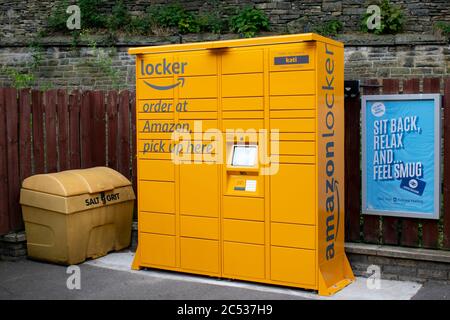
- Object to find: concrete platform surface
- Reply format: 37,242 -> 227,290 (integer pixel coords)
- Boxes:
0,250 -> 438,300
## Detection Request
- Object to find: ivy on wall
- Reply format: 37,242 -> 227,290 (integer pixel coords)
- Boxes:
0,38 -> 52,89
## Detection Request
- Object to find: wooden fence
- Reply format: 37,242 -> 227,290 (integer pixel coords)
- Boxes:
345,78 -> 450,250
0,88 -> 136,234
1,81 -> 450,251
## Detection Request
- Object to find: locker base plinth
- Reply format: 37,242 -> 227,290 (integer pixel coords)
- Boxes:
318,254 -> 355,296
131,245 -> 142,270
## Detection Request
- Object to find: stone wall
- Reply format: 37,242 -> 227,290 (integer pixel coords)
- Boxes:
0,45 -> 136,90
0,232 -> 27,261
1,1 -> 449,90
1,0 -> 450,40
347,243 -> 450,283
344,44 -> 450,81
0,34 -> 448,91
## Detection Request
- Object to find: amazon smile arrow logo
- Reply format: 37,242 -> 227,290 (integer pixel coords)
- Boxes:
143,78 -> 185,91
334,180 -> 341,240
140,59 -> 188,90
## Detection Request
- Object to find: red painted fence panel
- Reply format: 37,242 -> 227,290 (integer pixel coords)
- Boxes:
400,79 -> 420,247
421,78 -> 441,249
0,89 -> 137,236
344,78 -> 449,249
68,90 -> 81,169
19,89 -> 32,183
380,79 -> 401,246
351,79 -> 440,247
118,90 -> 131,179
0,88 -> 10,234
32,90 -> 45,175
44,90 -> 58,173
344,87 -> 361,242
91,91 -> 106,167
57,89 -> 70,172
362,79 -> 381,244
130,93 -> 137,219
443,79 -> 450,249
107,91 -> 118,169
80,91 -> 93,169
5,88 -> 22,230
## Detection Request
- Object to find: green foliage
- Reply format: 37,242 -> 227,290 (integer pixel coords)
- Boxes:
146,4 -> 186,29
39,81 -> 55,91
158,0 -> 230,34
126,16 -> 151,35
47,0 -> 70,32
361,0 -> 404,35
145,3 -> 231,34
28,40 -> 45,70
313,20 -> 343,36
85,41 -> 126,90
178,14 -> 201,34
229,6 -> 270,38
146,4 -> 200,34
70,30 -> 81,50
46,1 -> 270,37
196,1 -> 229,34
197,11 -> 228,34
1,37 -> 46,89
37,29 -> 49,38
4,69 -> 35,89
78,0 -> 107,29
435,22 -> 450,36
107,1 -> 131,31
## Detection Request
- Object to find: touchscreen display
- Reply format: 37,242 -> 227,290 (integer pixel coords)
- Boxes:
231,145 -> 257,167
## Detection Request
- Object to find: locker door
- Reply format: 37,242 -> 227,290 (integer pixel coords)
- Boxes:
270,164 -> 316,225
180,162 -> 219,217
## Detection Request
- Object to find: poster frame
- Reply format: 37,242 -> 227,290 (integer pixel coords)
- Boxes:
361,93 -> 441,219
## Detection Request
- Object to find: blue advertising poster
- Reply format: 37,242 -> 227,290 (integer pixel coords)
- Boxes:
362,94 -> 441,219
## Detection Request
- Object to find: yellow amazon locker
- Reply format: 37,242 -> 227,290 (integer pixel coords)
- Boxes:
129,33 -> 354,295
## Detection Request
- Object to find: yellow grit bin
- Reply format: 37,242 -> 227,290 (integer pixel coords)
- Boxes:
129,33 -> 354,296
